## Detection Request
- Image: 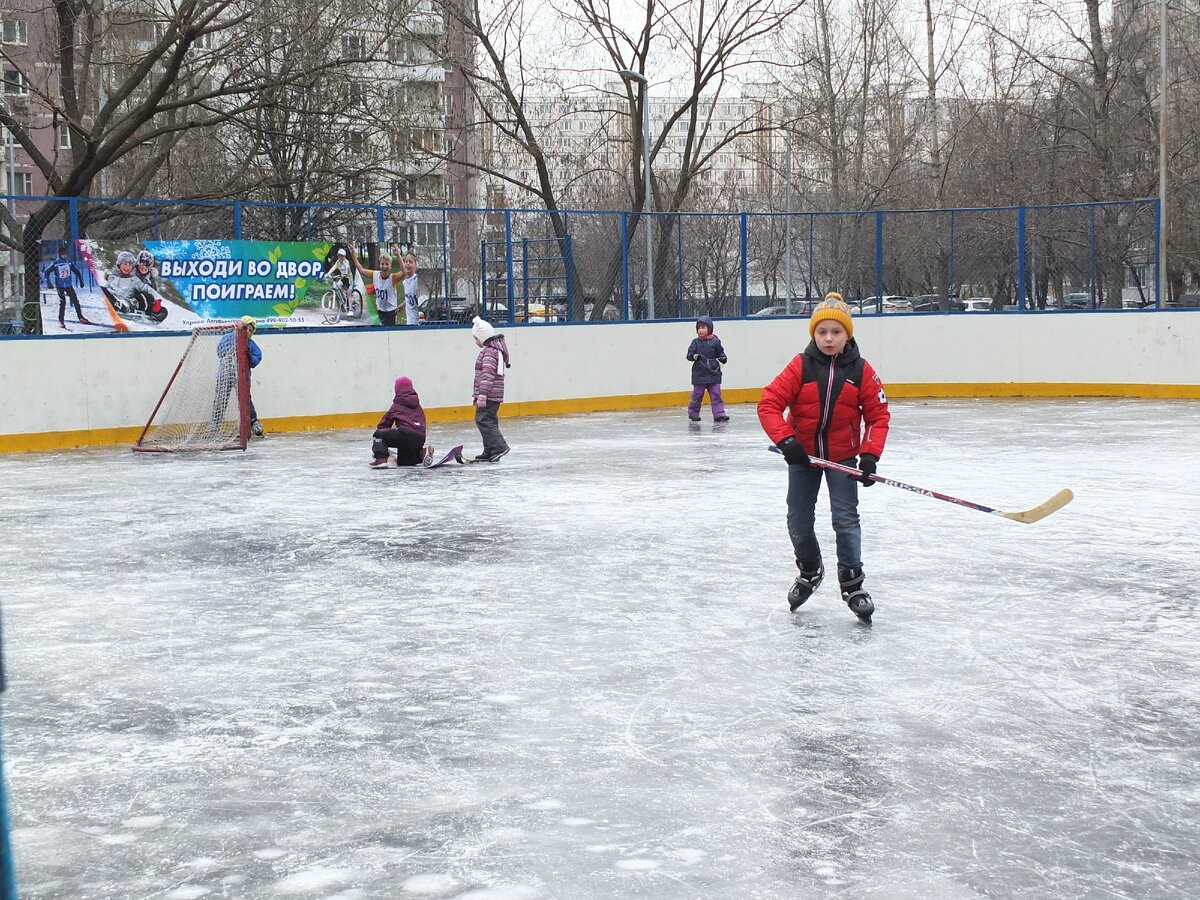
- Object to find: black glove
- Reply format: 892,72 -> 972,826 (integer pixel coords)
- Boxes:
857,453 -> 878,486
777,437 -> 810,467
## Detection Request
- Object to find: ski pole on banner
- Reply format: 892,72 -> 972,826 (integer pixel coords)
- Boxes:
768,446 -> 1073,524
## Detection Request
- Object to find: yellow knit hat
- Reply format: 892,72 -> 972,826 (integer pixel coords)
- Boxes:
809,293 -> 853,338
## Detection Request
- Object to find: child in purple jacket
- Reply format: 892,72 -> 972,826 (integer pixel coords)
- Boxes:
471,316 -> 511,462
686,315 -> 729,422
369,376 -> 431,468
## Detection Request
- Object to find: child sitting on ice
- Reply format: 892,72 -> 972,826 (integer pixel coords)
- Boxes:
370,376 -> 432,468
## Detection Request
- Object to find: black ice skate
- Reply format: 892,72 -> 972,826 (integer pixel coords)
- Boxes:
788,559 -> 824,611
839,566 -> 874,621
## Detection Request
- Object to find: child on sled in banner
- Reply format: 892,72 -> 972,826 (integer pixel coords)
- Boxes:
370,376 -> 433,468
757,293 -> 890,621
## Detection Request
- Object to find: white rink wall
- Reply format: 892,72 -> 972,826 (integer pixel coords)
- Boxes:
1,311 -> 1198,449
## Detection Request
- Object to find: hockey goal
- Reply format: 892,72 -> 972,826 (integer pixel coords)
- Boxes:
133,322 -> 252,452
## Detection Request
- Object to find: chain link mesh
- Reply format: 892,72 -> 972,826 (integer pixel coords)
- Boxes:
0,196 -> 1162,334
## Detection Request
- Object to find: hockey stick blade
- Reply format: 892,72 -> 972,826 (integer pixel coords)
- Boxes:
767,445 -> 1073,524
998,488 -> 1074,524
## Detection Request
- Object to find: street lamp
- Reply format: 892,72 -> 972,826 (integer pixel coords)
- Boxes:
784,130 -> 793,315
619,69 -> 654,319
1159,0 -> 1168,306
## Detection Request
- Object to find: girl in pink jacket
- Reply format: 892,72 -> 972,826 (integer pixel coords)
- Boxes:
471,316 -> 511,462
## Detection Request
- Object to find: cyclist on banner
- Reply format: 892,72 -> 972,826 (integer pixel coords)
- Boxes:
347,243 -> 404,327
102,251 -> 168,323
43,242 -> 92,328
323,247 -> 353,294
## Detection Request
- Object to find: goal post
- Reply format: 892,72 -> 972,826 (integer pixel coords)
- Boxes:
133,322 -> 252,452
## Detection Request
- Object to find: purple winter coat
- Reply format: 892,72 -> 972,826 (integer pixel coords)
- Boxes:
473,335 -> 511,403
376,376 -> 427,438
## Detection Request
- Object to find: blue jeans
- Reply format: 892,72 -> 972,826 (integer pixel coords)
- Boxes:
786,460 -> 862,570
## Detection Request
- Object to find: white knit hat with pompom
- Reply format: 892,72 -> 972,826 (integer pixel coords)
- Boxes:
471,316 -> 495,343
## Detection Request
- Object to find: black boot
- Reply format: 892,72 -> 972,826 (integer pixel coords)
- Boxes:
788,558 -> 824,611
839,566 -> 874,621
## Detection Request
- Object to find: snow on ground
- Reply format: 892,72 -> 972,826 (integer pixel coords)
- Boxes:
2,399 -> 1198,898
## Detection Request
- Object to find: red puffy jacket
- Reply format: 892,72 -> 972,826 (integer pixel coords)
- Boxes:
758,341 -> 890,461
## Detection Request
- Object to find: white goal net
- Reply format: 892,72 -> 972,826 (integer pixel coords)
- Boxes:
133,322 -> 251,452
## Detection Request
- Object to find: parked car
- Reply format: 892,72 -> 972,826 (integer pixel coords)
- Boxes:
962,297 -> 994,312
517,301 -> 567,323
477,301 -> 509,321
419,298 -> 510,323
1061,292 -> 1092,309
750,301 -> 815,316
858,295 -> 912,313
913,294 -> 967,312
1166,293 -> 1200,308
583,300 -> 622,321
419,296 -> 474,323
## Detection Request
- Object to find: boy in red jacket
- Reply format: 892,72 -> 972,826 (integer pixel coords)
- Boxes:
757,293 -> 890,620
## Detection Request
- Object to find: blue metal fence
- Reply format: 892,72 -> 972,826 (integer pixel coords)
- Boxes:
0,194 -> 1175,334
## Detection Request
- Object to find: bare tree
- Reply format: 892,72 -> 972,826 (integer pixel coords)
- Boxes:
964,0 -> 1158,305
768,0 -> 924,293
435,0 -> 809,317
566,0 -> 806,306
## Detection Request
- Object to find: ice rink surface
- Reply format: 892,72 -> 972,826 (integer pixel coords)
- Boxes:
3,399 -> 1198,899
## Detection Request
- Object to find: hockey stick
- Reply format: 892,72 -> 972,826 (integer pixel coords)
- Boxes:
768,446 -> 1073,524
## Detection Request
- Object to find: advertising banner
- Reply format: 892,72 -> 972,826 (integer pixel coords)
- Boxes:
38,239 -> 411,334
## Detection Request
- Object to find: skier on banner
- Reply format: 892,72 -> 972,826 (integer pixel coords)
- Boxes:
43,242 -> 92,328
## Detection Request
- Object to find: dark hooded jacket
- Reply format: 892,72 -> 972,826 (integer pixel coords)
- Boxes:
686,316 -> 727,385
376,376 -> 427,438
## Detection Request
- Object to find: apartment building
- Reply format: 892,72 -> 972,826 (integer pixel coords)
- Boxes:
478,86 -> 776,209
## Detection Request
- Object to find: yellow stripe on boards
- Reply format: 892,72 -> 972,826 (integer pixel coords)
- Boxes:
2,383 -> 1198,453
0,426 -> 145,453
885,383 -> 1200,400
